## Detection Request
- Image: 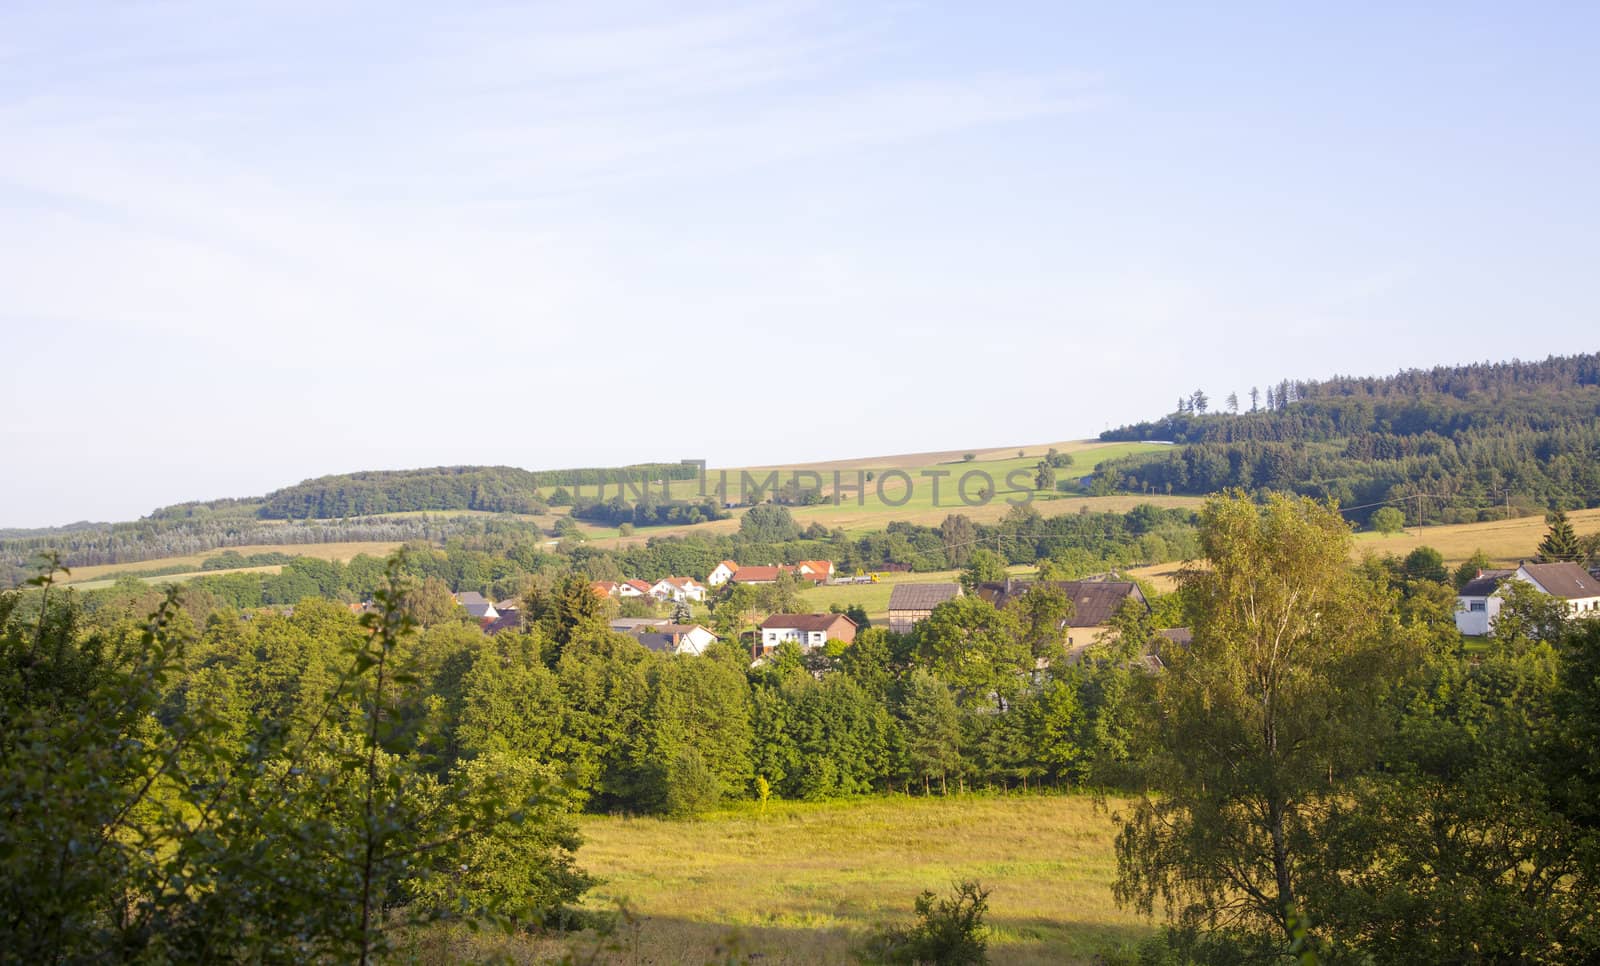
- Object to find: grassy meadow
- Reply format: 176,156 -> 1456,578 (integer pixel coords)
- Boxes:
431,794 -> 1152,965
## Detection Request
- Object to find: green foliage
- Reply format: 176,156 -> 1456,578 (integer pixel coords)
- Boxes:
0,554 -> 591,962
1370,506 -> 1405,534
1537,508 -> 1583,562
1115,492 -> 1418,949
1401,545 -> 1447,583
861,880 -> 991,965
958,548 -> 1007,592
739,504 -> 801,543
1098,353 -> 1600,524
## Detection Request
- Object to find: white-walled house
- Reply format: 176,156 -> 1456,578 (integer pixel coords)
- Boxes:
758,613 -> 857,652
1455,561 -> 1600,636
707,560 -> 738,587
630,623 -> 719,656
1455,569 -> 1513,636
649,576 -> 707,603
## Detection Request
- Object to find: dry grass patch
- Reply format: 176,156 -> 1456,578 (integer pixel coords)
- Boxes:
1352,508 -> 1600,565
452,794 -> 1152,965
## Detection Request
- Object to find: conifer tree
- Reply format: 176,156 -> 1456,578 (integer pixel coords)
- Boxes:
1537,509 -> 1583,563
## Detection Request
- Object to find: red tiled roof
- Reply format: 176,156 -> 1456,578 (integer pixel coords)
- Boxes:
759,613 -> 856,634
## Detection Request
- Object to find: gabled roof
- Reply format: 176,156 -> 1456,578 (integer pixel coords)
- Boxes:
759,613 -> 857,633
976,579 -> 1149,626
1521,561 -> 1600,599
611,617 -> 671,630
717,559 -> 738,571
888,583 -> 963,612
625,579 -> 653,593
455,591 -> 490,607
1158,627 -> 1194,647
1459,570 -> 1513,597
663,576 -> 703,588
797,560 -> 833,575
483,610 -> 526,635
732,565 -> 782,583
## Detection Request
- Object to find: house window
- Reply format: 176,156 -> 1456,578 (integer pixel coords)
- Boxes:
1469,601 -> 1486,613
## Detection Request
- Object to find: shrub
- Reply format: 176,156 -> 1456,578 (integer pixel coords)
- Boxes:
861,880 -> 990,964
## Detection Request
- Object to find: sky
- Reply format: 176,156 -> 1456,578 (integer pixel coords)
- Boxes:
2,1 -> 1598,528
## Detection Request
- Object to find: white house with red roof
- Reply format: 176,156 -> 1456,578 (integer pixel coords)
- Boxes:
707,560 -> 738,587
650,576 -> 707,603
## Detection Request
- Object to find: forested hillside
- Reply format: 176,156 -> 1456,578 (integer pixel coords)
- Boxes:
0,462 -> 707,585
255,462 -> 700,518
1095,353 -> 1600,525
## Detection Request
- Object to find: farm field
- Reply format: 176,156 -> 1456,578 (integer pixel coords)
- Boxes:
1351,507 -> 1600,566
59,541 -> 405,585
433,794 -> 1151,965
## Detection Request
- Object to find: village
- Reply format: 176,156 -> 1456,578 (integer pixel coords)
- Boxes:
445,555 -> 1165,667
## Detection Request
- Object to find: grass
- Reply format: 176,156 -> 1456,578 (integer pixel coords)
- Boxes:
1352,507 -> 1600,566
437,794 -> 1152,965
797,566 -> 1037,624
59,541 -> 405,585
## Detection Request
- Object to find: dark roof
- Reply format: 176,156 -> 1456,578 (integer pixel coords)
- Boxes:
1459,570 -> 1513,597
1522,562 -> 1600,599
633,632 -> 678,654
759,613 -> 856,633
482,610 -> 525,635
888,583 -> 963,612
976,579 -> 1149,626
456,591 -> 490,606
1158,627 -> 1193,647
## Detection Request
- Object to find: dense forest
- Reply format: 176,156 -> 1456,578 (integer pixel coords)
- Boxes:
1096,353 -> 1600,525
255,462 -> 701,519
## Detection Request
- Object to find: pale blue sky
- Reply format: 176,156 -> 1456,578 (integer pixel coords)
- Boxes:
3,2 -> 1597,527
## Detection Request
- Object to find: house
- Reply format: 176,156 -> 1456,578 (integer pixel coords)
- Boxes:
629,623 -> 719,656
976,578 -> 1150,652
483,609 -> 525,635
758,613 -> 858,652
650,576 -> 707,603
454,591 -> 499,622
796,560 -> 834,582
1455,561 -> 1600,636
590,581 -> 620,599
617,579 -> 653,598
1455,569 -> 1515,636
707,560 -> 739,587
610,617 -> 672,633
730,565 -> 783,585
887,583 -> 963,634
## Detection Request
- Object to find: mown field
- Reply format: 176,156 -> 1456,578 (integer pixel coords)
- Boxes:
426,795 -> 1152,965
59,541 -> 404,587
1352,507 -> 1600,566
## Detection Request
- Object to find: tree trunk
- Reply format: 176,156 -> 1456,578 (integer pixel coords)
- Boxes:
1268,794 -> 1296,935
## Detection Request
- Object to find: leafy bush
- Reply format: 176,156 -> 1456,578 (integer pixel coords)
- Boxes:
862,880 -> 990,964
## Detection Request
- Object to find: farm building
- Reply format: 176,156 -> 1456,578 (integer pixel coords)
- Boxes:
975,578 -> 1149,653
887,583 -> 963,634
